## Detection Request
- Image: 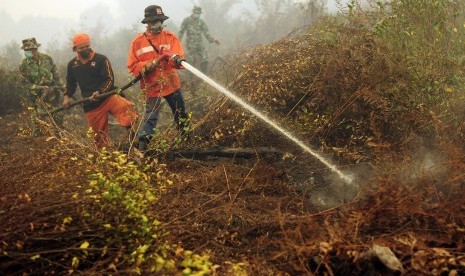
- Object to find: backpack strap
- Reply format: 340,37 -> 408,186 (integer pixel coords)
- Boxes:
143,33 -> 160,54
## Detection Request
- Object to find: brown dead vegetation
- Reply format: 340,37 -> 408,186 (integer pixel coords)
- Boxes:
1,111 -> 464,275
2,2 -> 465,273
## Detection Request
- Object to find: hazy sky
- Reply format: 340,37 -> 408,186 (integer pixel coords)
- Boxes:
0,0 -> 216,47
0,0 -> 341,48
0,0 -> 191,23
0,0 -> 193,45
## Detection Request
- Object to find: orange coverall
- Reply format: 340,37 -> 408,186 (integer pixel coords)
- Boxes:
127,29 -> 184,98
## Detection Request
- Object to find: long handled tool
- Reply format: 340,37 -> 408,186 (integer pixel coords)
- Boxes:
39,76 -> 142,116
39,54 -> 171,117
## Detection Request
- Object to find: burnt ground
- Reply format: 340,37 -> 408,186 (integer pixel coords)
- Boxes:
1,111 -> 464,275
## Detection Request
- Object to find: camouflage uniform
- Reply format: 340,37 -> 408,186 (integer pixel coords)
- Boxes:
179,6 -> 217,72
19,38 -> 63,135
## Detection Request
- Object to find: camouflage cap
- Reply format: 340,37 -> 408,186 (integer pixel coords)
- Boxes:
20,37 -> 41,50
192,6 -> 202,14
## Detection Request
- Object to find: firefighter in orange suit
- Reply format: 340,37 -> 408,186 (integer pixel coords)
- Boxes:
128,5 -> 188,152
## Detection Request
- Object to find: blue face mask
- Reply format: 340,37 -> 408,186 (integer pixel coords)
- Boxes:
24,51 -> 33,58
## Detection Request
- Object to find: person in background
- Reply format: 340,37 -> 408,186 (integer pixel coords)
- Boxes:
63,33 -> 138,149
19,37 -> 64,136
127,5 -> 189,152
178,6 -> 220,73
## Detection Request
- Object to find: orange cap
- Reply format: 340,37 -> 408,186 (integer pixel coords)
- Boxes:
72,33 -> 91,51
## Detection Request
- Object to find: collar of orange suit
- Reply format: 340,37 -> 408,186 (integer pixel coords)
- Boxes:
76,50 -> 95,64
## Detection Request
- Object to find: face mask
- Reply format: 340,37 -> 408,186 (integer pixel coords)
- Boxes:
79,49 -> 92,59
192,13 -> 201,19
24,51 -> 33,58
149,21 -> 163,34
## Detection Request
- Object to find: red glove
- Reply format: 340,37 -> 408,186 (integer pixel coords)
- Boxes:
143,53 -> 171,73
159,48 -> 184,69
156,53 -> 171,64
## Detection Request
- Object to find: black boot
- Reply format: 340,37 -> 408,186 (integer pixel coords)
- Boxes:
138,137 -> 148,153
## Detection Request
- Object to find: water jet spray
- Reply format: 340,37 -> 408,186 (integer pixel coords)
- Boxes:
181,60 -> 354,184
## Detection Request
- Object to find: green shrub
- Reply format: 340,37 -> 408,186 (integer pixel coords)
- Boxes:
0,69 -> 27,115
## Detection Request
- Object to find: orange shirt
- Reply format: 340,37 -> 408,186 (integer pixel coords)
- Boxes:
128,29 -> 184,98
